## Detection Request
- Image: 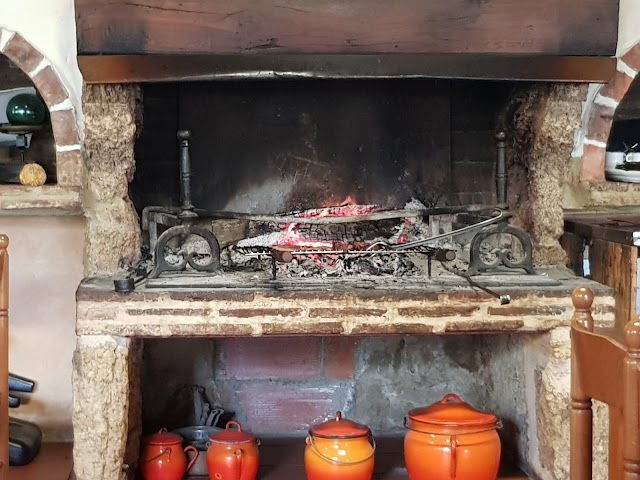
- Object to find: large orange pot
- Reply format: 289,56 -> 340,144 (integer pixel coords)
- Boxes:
305,411 -> 375,480
404,393 -> 501,480
140,429 -> 199,480
206,421 -> 259,480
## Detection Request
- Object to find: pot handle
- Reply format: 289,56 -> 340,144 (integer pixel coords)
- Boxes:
184,445 -> 199,473
305,435 -> 376,465
441,393 -> 462,404
226,420 -> 243,431
230,448 -> 243,480
141,447 -> 172,464
449,435 -> 458,479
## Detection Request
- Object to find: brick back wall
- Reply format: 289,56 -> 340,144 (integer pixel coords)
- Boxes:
142,335 -> 529,444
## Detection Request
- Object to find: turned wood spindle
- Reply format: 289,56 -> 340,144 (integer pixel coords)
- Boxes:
0,235 -> 9,480
571,286 -> 594,480
624,320 -> 640,479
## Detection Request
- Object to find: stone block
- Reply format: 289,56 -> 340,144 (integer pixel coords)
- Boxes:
581,143 -> 606,182
56,150 -> 85,187
72,336 -> 134,480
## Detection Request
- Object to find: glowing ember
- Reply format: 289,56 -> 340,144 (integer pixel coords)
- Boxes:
277,199 -> 383,249
279,222 -> 333,249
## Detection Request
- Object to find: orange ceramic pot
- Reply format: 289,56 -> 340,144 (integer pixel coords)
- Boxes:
305,412 -> 375,480
404,394 -> 501,480
140,429 -> 199,480
206,421 -> 259,480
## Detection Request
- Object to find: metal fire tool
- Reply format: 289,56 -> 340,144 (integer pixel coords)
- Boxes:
466,131 -> 535,276
144,130 -> 222,279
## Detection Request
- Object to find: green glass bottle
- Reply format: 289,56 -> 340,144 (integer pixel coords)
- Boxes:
6,93 -> 46,126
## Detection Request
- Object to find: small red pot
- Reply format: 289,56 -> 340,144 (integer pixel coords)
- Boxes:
206,421 -> 260,480
404,394 -> 501,480
140,429 -> 199,480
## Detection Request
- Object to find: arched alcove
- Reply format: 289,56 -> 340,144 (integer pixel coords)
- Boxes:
0,28 -> 83,188
580,43 -> 640,181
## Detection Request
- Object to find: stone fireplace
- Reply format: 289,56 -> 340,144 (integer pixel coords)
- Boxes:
68,77 -> 617,480
66,1 -> 624,479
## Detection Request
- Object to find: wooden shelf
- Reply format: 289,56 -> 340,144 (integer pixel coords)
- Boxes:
9,442 -> 73,480
0,185 -> 82,216
184,437 -> 529,480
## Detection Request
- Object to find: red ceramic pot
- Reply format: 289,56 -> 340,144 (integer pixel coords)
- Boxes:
206,421 -> 260,480
404,394 -> 501,480
305,412 -> 375,480
140,429 -> 199,480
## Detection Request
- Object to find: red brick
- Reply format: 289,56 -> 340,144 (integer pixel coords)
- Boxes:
586,103 -> 615,144
350,323 -> 435,335
487,306 -> 565,316
581,143 -> 606,182
622,44 -> 640,74
218,337 -> 321,380
50,109 -> 80,147
600,71 -> 635,104
308,307 -> 386,318
325,337 -> 359,379
262,322 -> 344,335
232,384 -> 340,434
397,306 -> 479,318
219,308 -> 302,318
2,33 -> 43,74
32,65 -> 70,106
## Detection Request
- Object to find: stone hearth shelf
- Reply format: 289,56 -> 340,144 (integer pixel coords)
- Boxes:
76,268 -> 614,337
71,268 -> 614,480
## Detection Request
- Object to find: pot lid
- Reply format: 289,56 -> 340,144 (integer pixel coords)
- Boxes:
146,429 -> 183,446
408,393 -> 497,428
209,421 -> 255,444
309,412 -> 371,439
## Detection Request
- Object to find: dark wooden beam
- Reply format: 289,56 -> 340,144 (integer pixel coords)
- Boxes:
77,54 -> 617,84
75,0 -> 619,56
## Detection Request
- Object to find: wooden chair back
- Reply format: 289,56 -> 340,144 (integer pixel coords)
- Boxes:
570,286 -> 640,479
0,235 -> 9,480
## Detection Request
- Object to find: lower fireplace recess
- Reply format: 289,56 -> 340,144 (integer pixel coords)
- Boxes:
71,269 -> 614,480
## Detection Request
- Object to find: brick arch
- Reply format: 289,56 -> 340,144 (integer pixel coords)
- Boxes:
581,43 -> 640,182
0,28 -> 83,187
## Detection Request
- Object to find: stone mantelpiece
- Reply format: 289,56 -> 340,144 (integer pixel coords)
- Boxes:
76,269 -> 615,337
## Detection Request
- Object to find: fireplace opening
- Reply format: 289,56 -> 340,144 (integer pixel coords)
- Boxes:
131,78 -> 515,214
127,78 -> 552,286
140,333 -> 548,477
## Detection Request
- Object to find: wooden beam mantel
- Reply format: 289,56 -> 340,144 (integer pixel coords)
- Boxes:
76,0 -> 619,57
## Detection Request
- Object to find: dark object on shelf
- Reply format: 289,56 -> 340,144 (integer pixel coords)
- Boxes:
6,94 -> 46,126
0,124 -> 44,164
7,395 -> 20,408
171,425 -> 222,451
9,373 -> 35,393
9,417 -> 42,466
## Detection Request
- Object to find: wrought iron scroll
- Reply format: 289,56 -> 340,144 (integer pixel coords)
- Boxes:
467,222 -> 535,276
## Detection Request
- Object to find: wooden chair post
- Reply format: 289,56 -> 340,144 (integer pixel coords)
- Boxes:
571,286 -> 595,480
623,319 -> 640,479
0,235 -> 9,480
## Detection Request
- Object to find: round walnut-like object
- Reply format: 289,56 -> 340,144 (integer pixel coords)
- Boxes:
19,163 -> 46,186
